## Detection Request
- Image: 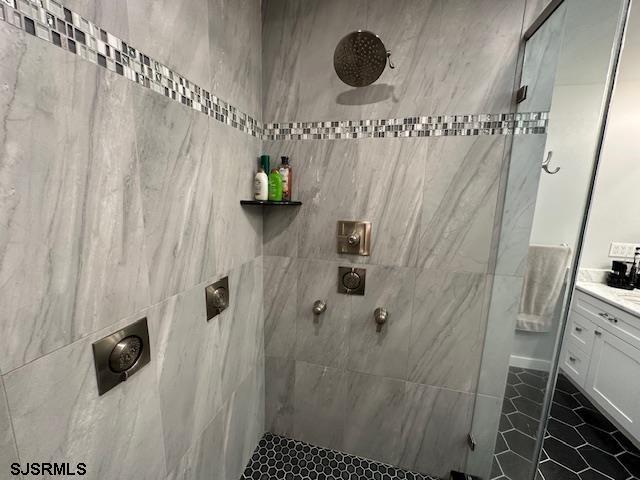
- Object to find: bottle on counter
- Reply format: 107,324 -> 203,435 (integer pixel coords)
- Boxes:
254,155 -> 269,201
279,156 -> 293,201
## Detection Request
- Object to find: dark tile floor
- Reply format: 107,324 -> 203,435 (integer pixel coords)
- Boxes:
241,433 -> 439,480
492,367 -> 640,480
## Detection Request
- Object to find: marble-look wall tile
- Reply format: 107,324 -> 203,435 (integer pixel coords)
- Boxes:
217,258 -> 264,401
126,0 -> 210,88
523,0 -> 555,31
208,121 -> 263,276
295,259 -> 350,369
166,364 -> 264,480
400,383 -> 474,478
0,29 -> 150,373
343,372 -> 406,465
418,136 -> 506,274
408,270 -> 488,392
61,0 -> 129,39
348,265 -> 415,379
3,311 -> 166,480
426,0 -> 524,115
464,394 -> 503,480
262,0 -> 524,121
154,279 -> 223,474
0,377 -> 19,472
134,87 -> 215,304
295,138 -> 426,267
264,256 -> 298,358
518,3 -> 567,113
222,363 -> 265,480
265,355 -> 295,436
476,275 -> 524,398
494,135 -> 546,276
293,361 -> 347,449
208,0 -> 262,118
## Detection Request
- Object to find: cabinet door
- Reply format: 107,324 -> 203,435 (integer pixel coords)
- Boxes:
586,330 -> 640,440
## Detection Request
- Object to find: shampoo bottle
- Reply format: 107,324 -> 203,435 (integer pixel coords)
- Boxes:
268,169 -> 283,201
279,156 -> 293,201
254,155 -> 269,201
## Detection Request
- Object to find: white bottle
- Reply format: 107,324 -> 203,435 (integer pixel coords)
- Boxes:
254,166 -> 268,200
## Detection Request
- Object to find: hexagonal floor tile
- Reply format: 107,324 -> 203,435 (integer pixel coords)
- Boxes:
538,460 -> 580,480
546,418 -> 586,448
544,437 -> 588,472
577,445 -> 630,480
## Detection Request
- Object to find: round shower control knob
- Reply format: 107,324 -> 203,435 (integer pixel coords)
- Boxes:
342,271 -> 361,290
109,335 -> 143,373
210,287 -> 228,310
347,232 -> 361,246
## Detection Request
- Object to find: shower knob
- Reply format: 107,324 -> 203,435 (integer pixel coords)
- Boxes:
210,287 -> 228,310
347,232 -> 361,246
374,307 -> 388,333
343,271 -> 362,290
312,300 -> 327,315
109,335 -> 143,373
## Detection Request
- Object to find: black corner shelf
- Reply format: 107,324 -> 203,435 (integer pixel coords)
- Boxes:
240,200 -> 302,207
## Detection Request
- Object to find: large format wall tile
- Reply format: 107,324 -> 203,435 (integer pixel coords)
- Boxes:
348,265 -> 415,379
0,376 -> 18,473
154,279 -> 224,473
296,259 -> 350,368
265,355 -> 295,436
418,136 -> 505,273
208,120 -> 262,280
295,138 -> 426,267
262,0 -> 524,121
408,270 -> 488,392
134,87 -> 215,304
167,364 -> 264,480
0,29 -> 150,373
209,0 -> 262,118
217,258 -> 264,401
494,135 -> 546,276
293,361 -> 347,449
264,256 -> 298,358
3,311 -> 166,480
400,383 -> 474,478
426,0 -> 524,115
126,0 -> 210,88
476,275 -> 524,398
343,372 -> 406,465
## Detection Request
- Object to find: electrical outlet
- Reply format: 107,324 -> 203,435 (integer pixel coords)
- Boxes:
609,242 -> 640,258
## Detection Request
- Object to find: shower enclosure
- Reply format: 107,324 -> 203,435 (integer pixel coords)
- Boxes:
468,0 -> 631,479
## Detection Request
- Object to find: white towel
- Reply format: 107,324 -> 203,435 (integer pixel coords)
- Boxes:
517,244 -> 572,332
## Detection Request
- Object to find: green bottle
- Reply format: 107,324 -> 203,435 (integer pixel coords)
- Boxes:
268,169 -> 283,201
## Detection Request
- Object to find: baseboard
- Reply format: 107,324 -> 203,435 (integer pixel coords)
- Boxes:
509,354 -> 551,372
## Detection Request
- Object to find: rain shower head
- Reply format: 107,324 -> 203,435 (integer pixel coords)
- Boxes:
333,30 -> 394,88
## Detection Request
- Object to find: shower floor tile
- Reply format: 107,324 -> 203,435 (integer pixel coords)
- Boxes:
492,368 -> 640,480
241,433 -> 439,480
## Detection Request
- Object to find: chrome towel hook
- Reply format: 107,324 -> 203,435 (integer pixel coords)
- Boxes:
542,151 -> 560,174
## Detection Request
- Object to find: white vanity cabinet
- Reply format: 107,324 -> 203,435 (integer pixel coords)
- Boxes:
562,289 -> 640,441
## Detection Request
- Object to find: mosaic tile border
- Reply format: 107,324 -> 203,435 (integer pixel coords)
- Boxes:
0,0 -> 549,141
0,0 -> 263,137
263,113 -> 548,140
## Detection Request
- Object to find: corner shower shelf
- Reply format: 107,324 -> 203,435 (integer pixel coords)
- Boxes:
240,200 -> 302,207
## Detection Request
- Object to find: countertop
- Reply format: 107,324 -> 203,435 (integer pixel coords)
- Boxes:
576,281 -> 640,318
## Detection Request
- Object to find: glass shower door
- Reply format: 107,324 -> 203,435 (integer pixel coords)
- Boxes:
465,1 -> 629,479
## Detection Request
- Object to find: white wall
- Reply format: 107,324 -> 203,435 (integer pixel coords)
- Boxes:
581,3 -> 640,269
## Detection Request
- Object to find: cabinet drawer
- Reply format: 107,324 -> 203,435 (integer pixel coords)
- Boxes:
566,310 -> 596,354
574,292 -> 640,350
560,339 -> 589,388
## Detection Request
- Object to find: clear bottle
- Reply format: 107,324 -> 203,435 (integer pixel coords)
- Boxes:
254,155 -> 269,200
279,156 -> 293,201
